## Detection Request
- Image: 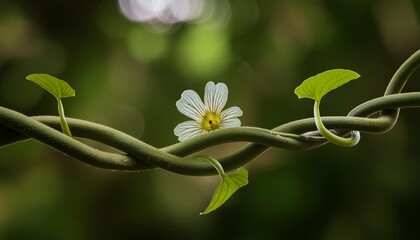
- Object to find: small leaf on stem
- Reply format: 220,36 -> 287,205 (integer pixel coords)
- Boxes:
26,73 -> 75,136
294,69 -> 361,147
200,167 -> 248,215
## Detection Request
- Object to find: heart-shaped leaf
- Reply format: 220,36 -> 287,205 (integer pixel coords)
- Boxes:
294,69 -> 360,102
201,167 -> 248,215
27,73 -> 75,100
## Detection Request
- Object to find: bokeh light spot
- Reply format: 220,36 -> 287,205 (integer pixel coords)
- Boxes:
118,0 -> 204,24
127,26 -> 168,62
118,0 -> 231,32
176,25 -> 231,79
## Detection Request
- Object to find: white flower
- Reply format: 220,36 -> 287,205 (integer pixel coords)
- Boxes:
174,81 -> 243,141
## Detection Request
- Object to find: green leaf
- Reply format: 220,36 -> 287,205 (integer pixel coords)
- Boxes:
26,73 -> 75,136
26,73 -> 75,100
201,167 -> 248,215
294,69 -> 360,102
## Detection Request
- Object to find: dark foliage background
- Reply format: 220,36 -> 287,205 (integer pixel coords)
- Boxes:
1,0 -> 420,239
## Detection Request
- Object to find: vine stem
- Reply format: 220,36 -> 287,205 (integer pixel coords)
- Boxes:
313,101 -> 360,147
0,49 -> 419,176
1,92 -> 420,175
58,99 -> 72,137
195,156 -> 226,179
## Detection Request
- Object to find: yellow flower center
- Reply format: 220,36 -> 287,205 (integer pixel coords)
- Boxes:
202,112 -> 221,131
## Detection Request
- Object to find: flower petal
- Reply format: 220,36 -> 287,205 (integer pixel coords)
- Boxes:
204,81 -> 228,113
220,106 -> 243,128
174,120 -> 205,141
221,106 -> 243,119
220,118 -> 241,128
176,90 -> 206,121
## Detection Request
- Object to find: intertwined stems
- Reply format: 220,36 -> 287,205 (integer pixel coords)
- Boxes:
0,50 -> 419,175
313,101 -> 361,147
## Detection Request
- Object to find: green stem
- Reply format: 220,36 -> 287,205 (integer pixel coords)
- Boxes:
313,101 -> 360,147
0,50 -> 419,176
58,99 -> 72,137
1,91 -> 420,175
195,156 -> 225,179
1,91 -> 419,174
1,91 -> 420,174
379,49 -> 420,130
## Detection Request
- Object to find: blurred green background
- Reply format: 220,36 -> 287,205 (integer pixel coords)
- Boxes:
1,0 -> 420,239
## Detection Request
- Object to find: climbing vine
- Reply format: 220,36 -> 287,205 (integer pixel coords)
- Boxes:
1,49 -> 419,214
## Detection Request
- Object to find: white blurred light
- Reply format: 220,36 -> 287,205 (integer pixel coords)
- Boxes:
118,0 -> 229,31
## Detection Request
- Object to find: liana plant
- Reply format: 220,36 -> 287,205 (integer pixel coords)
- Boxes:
1,49 -> 420,214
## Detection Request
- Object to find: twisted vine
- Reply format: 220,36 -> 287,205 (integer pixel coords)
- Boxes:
1,50 -> 420,176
